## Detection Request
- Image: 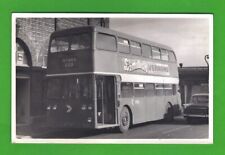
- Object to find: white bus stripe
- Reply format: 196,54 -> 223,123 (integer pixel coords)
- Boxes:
46,72 -> 179,84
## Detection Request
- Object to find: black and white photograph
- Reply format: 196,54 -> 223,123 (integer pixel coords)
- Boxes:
12,14 -> 213,143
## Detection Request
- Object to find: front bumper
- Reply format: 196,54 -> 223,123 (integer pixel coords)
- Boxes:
183,114 -> 208,118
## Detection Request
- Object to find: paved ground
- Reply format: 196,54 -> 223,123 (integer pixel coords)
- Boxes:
16,116 -> 208,139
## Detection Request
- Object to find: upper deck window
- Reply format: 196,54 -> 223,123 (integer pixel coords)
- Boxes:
96,33 -> 116,51
118,37 -> 130,53
142,44 -> 151,58
71,33 -> 91,51
161,49 -> 169,61
50,37 -> 69,53
168,50 -> 176,62
152,47 -> 161,60
130,41 -> 141,56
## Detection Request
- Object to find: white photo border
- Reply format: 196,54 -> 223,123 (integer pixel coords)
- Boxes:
11,13 -> 213,144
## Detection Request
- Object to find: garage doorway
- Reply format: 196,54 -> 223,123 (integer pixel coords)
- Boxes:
16,38 -> 32,125
16,77 -> 30,124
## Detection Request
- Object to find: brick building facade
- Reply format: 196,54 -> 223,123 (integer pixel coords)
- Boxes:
16,18 -> 109,129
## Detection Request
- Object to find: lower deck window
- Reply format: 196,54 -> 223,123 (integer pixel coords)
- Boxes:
155,84 -> 164,96
145,83 -> 155,96
164,84 -> 173,96
121,82 -> 133,98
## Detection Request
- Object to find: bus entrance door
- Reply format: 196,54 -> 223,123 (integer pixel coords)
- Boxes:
96,76 -> 117,128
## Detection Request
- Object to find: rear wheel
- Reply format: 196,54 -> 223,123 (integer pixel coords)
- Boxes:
119,107 -> 130,133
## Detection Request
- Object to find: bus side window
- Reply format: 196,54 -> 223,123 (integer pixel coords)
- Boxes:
142,44 -> 152,58
96,33 -> 116,51
118,37 -> 130,53
130,41 -> 141,56
155,84 -> 164,96
145,83 -> 154,96
164,84 -> 173,96
121,82 -> 133,98
172,84 -> 177,95
134,83 -> 145,97
161,49 -> 169,61
152,47 -> 161,60
168,50 -> 176,62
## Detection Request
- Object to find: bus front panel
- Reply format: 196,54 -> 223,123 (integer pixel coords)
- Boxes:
45,75 -> 95,128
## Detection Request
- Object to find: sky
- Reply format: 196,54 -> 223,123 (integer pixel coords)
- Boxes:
110,18 -> 210,67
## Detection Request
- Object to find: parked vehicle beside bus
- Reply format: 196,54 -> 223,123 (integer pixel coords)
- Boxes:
45,26 -> 181,132
183,93 -> 209,123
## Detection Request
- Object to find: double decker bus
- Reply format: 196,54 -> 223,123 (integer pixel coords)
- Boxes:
45,26 -> 181,132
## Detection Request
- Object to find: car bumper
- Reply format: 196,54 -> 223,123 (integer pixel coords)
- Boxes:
183,114 -> 208,118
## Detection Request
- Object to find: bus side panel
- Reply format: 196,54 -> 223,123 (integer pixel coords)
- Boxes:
119,97 -> 149,125
132,97 -> 146,124
93,50 -> 118,73
145,96 -> 157,122
117,55 -> 179,78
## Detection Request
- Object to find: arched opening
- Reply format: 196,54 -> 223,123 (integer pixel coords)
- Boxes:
16,38 -> 32,67
16,38 -> 32,125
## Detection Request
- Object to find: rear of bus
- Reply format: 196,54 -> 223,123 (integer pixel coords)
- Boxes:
45,27 -> 96,129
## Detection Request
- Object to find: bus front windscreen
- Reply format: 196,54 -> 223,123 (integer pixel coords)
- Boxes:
47,75 -> 93,100
50,33 -> 91,53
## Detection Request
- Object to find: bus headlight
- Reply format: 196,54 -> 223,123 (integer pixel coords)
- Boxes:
53,105 -> 57,110
46,105 -> 51,110
87,106 -> 93,110
81,105 -> 87,110
87,117 -> 92,123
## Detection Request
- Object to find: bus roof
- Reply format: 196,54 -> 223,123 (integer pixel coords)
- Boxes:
50,26 -> 173,51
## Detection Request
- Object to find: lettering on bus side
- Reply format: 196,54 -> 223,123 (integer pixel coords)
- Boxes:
122,58 -> 170,75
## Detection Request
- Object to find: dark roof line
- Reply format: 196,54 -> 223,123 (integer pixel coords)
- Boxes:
51,26 -> 173,50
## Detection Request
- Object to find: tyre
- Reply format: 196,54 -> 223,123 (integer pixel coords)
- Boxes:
164,104 -> 174,122
186,117 -> 193,124
119,106 -> 130,133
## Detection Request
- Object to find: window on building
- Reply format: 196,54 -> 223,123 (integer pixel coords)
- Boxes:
16,42 -> 29,67
152,47 -> 161,60
50,37 -> 69,52
161,49 -> 169,61
142,44 -> 151,58
118,37 -> 130,53
71,33 -> 91,51
130,41 -> 141,56
96,33 -> 116,51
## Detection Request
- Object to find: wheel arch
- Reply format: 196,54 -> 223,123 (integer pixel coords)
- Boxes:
163,102 -> 174,122
123,105 -> 133,126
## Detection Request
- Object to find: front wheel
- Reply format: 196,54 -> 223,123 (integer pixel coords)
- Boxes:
119,107 -> 130,133
186,117 -> 194,124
